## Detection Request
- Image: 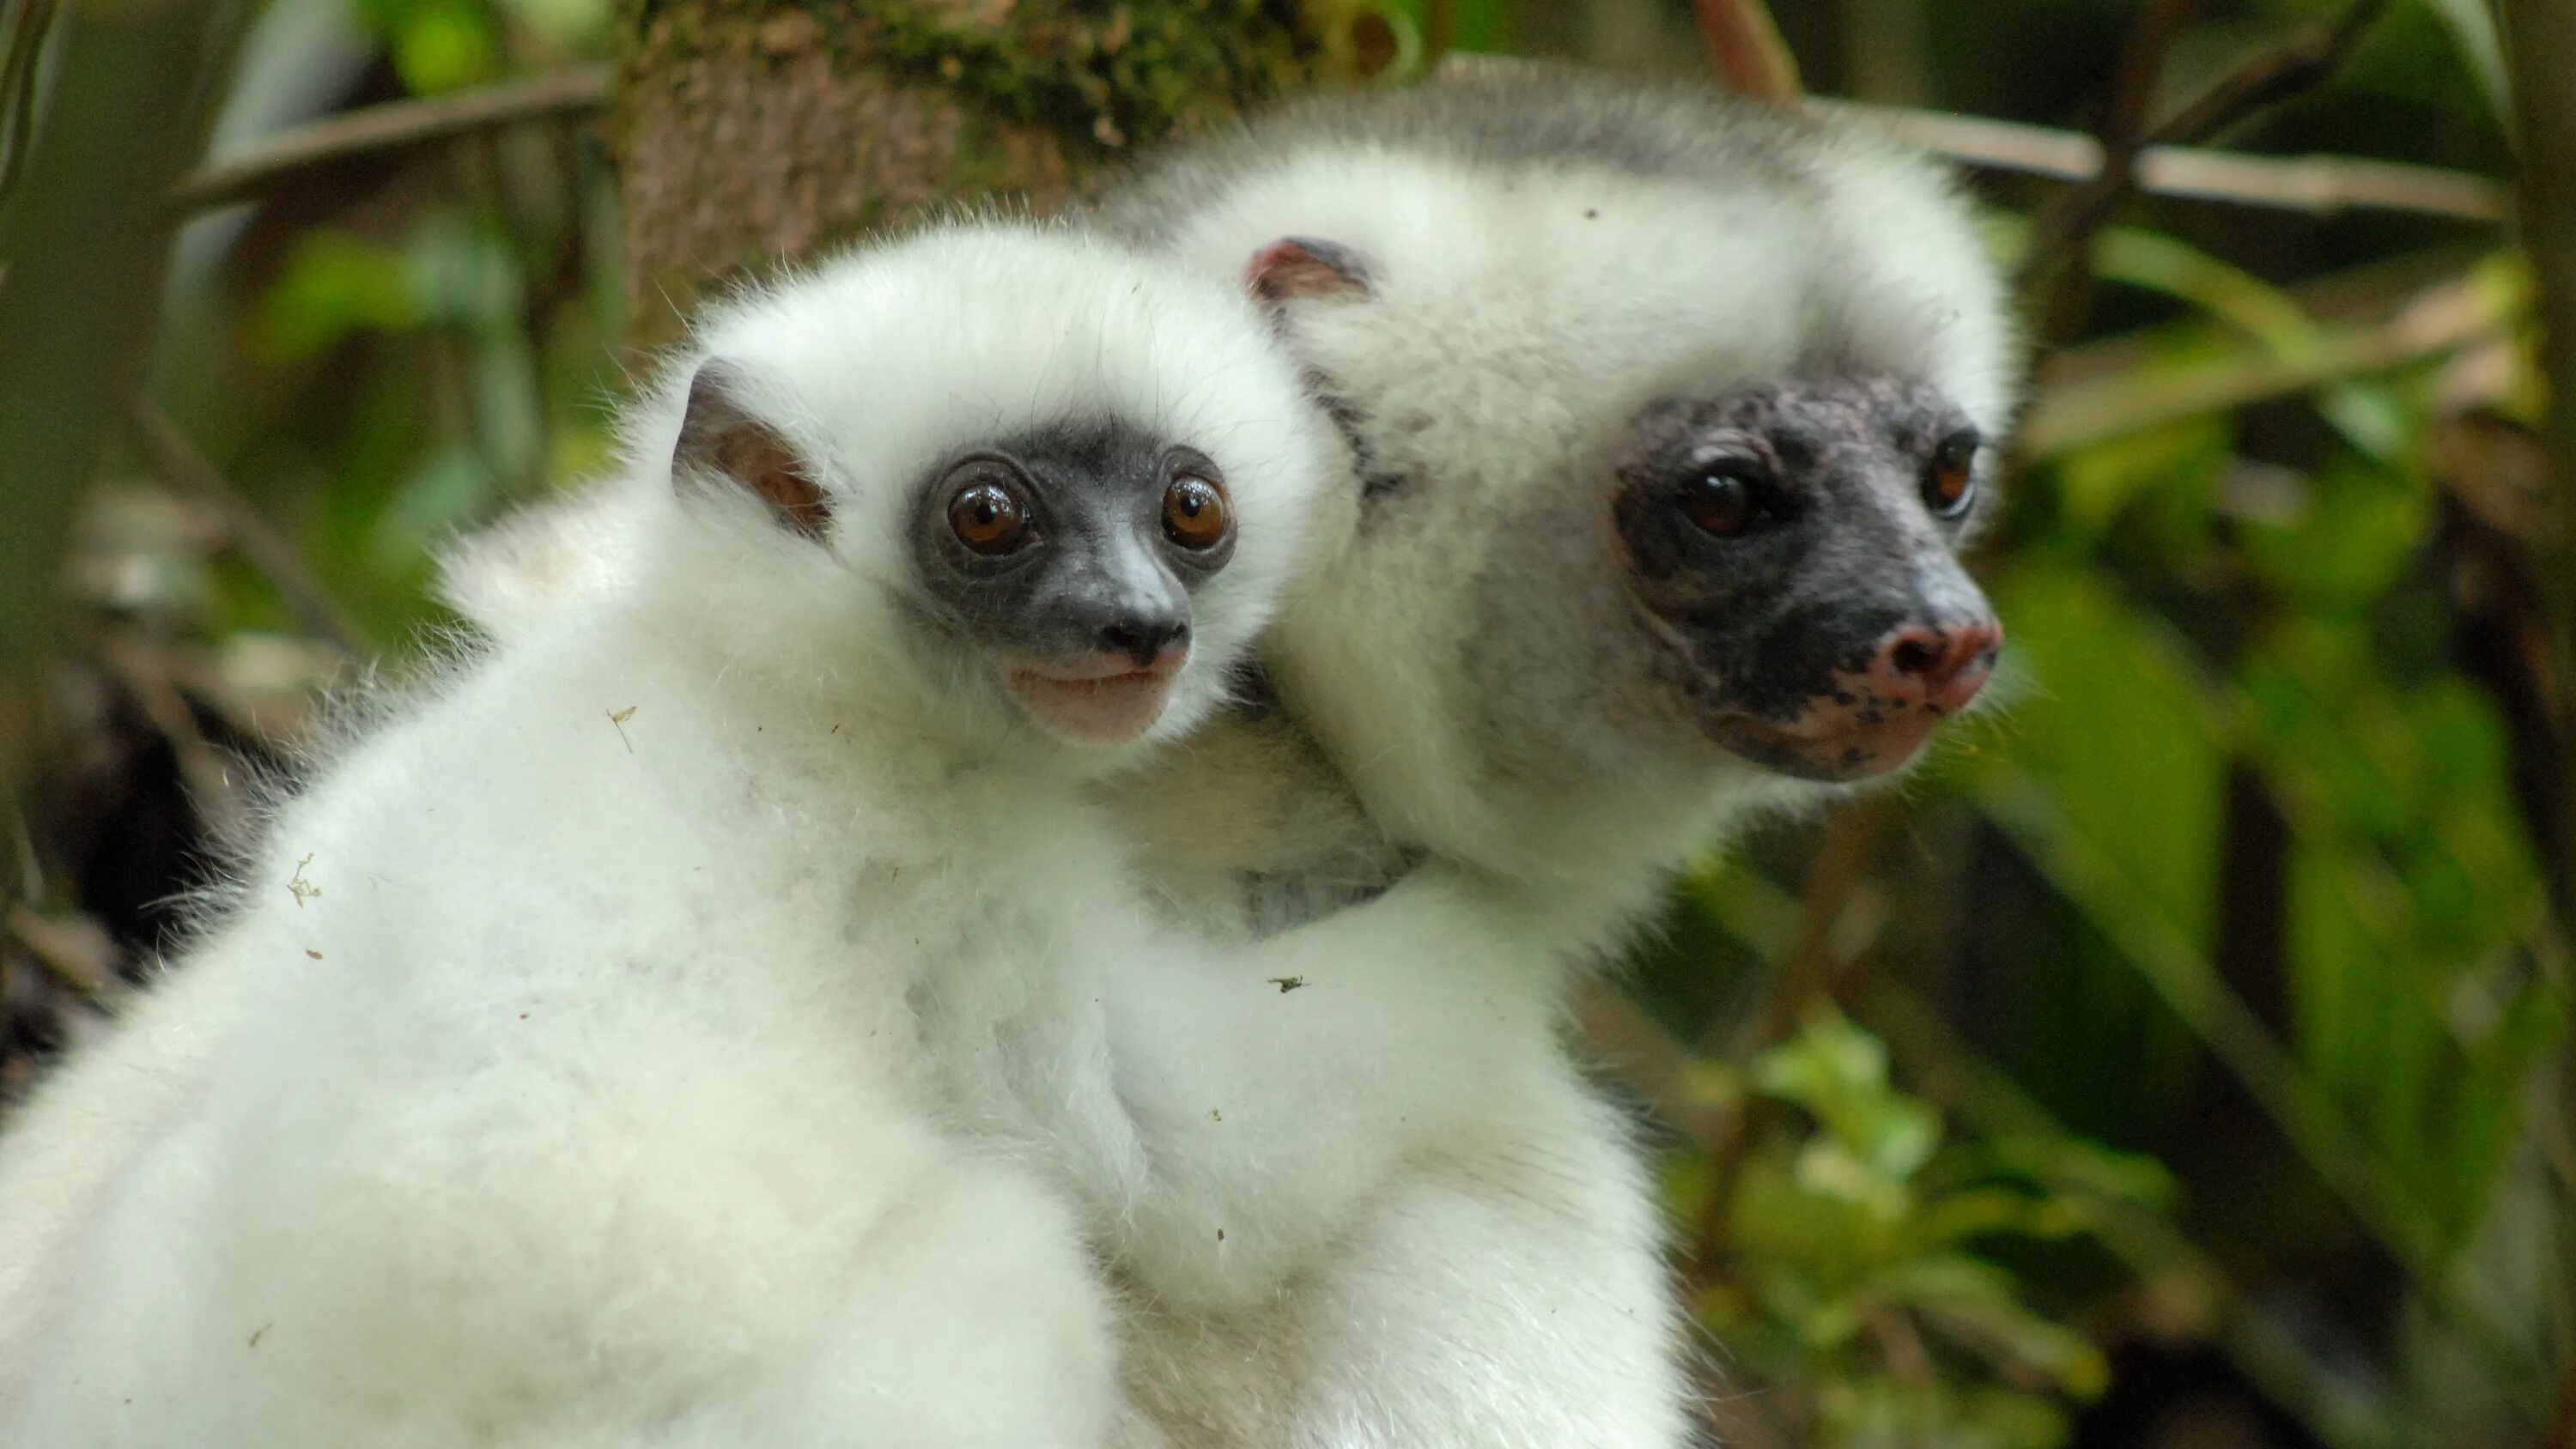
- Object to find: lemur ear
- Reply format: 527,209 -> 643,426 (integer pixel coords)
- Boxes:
1246,237 -> 1370,304
673,359 -> 831,541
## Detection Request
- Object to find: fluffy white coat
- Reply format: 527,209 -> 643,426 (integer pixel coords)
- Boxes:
0,221 -> 1355,1446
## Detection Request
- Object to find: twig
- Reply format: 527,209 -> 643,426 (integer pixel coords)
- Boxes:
2018,0 -> 2199,335
168,66 -> 610,215
5,904 -> 118,993
1725,796 -> 1899,1055
2020,0 -> 2391,313
126,398 -> 371,658
96,635 -> 244,839
1689,0 -> 1800,104
2020,264 -> 2512,457
1423,0 -> 1455,70
1820,100 -> 2508,223
1686,798 -> 1900,1273
1571,979 -> 1732,1147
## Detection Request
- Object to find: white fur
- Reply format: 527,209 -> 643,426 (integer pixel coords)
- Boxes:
1083,79 -> 2018,1449
412,86 -> 2014,1446
0,220 -> 1333,1446
2,81 -> 2019,1449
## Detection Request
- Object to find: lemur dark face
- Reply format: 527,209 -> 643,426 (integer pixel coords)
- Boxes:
674,362 -> 1238,747
908,421 -> 1236,745
1608,376 -> 2002,781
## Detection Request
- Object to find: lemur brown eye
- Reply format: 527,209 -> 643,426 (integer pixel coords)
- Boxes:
948,480 -> 1032,555
1680,468 -> 1763,538
1162,474 -> 1231,551
1925,432 -> 1979,517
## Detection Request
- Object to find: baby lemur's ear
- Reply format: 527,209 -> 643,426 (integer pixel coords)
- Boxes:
673,358 -> 831,541
1246,238 -> 1370,305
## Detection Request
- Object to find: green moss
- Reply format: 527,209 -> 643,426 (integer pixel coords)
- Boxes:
625,0 -> 1326,159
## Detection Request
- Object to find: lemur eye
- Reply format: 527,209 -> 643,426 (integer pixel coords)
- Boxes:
1162,474 -> 1232,552
1925,431 -> 1979,517
948,480 -> 1033,555
1680,467 -> 1765,538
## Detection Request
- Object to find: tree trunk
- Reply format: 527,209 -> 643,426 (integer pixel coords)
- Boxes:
612,0 -> 1340,349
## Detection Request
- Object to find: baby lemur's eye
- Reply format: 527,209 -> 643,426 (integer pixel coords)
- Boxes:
1680,465 -> 1765,539
1162,472 -> 1232,552
949,479 -> 1033,555
1924,430 -> 1979,517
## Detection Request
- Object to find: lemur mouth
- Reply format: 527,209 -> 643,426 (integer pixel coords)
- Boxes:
1005,652 -> 1188,747
1700,652 -> 1996,784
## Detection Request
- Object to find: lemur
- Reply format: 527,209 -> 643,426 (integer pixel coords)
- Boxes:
4,75 -> 2018,1449
0,221 -> 1351,1446
1066,72 -> 2019,1449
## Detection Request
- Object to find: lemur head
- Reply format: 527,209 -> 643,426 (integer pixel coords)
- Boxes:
626,222 -> 1333,761
1094,76 -> 2017,870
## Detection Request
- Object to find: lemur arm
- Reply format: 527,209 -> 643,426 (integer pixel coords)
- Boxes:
932,860 -> 1571,1313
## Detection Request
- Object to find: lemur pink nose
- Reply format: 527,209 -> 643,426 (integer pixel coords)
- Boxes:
1868,618 -> 2002,715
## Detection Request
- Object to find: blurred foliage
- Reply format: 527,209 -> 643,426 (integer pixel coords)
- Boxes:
1,1 -> 2567,1447
1680,1009 -> 2163,1448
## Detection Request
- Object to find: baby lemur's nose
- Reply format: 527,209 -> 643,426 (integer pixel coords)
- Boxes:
1099,616 -> 1189,671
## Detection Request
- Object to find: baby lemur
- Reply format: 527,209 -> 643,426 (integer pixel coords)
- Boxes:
0,221 -> 1351,1445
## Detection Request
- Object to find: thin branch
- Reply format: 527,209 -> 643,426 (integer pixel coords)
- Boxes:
168,65 -> 610,215
2020,0 -> 2391,312
1690,0 -> 1801,104
1423,0 -> 1455,70
95,635 -> 244,840
1821,100 -> 2508,223
126,399 -> 371,658
5,904 -> 117,994
2018,0 -> 2199,336
1686,797 -> 1900,1272
2020,263 -> 2512,457
1435,55 -> 2506,223
1571,979 -> 1731,1148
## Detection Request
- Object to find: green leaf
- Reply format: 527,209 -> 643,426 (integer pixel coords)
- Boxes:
256,233 -> 418,361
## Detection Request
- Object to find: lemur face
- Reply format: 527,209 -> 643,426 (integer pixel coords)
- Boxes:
1232,224 -> 2008,830
669,360 -> 1250,750
908,420 -> 1238,746
1607,376 -> 2002,781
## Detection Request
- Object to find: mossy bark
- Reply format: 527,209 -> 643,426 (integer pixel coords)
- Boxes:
613,0 -> 1336,348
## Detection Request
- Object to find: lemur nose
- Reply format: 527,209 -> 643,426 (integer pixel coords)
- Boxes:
1099,616 -> 1189,670
1868,617 -> 2002,715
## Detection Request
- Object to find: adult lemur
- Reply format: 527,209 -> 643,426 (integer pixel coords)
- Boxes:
437,73 -> 2019,1449
1080,75 -> 2014,1448
0,221 -> 1367,1445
